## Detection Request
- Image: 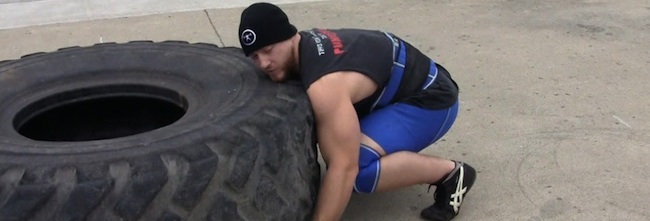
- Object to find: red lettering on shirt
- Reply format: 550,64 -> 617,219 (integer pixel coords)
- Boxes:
318,29 -> 345,55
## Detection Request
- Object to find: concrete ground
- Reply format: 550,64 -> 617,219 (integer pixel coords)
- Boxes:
1,0 -> 649,220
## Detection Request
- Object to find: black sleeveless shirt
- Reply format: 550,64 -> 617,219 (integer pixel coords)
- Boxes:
298,28 -> 458,118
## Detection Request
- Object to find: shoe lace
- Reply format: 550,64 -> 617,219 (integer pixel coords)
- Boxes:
427,184 -> 448,207
427,184 -> 435,193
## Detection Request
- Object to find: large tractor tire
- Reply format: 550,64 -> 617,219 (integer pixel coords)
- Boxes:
0,41 -> 320,221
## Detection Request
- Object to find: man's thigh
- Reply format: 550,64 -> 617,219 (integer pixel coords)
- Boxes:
359,102 -> 459,156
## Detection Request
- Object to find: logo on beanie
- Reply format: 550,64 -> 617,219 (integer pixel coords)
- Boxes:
241,29 -> 256,46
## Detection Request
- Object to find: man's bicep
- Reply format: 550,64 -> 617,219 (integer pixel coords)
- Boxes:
307,76 -> 360,167
307,74 -> 353,128
307,75 -> 341,116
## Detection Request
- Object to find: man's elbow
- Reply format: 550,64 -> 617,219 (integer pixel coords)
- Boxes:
328,160 -> 359,179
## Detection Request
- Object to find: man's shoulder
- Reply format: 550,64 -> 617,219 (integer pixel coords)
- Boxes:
307,71 -> 378,103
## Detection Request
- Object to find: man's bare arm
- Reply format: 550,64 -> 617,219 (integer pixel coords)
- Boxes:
308,73 -> 361,221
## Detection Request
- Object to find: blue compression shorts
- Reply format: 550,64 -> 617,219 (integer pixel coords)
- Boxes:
361,101 -> 459,154
353,101 -> 459,193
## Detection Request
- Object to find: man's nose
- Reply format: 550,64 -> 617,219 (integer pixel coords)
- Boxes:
258,57 -> 271,71
260,59 -> 271,70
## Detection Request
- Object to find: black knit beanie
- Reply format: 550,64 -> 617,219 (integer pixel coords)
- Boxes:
239,2 -> 297,56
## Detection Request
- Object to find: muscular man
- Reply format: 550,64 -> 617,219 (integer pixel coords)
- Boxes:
237,3 -> 477,221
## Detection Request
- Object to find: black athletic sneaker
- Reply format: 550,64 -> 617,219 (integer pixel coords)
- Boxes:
420,161 -> 477,221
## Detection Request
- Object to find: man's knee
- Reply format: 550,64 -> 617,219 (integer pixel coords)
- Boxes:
354,144 -> 381,193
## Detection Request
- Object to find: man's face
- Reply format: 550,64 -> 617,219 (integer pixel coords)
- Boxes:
250,39 -> 293,82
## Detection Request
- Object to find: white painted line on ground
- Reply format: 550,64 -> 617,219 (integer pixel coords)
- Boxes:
613,115 -> 632,129
0,0 -> 327,30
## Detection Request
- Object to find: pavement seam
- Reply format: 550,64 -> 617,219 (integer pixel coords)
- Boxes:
204,10 -> 225,47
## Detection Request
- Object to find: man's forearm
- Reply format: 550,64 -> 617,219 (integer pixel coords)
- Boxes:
313,167 -> 358,221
